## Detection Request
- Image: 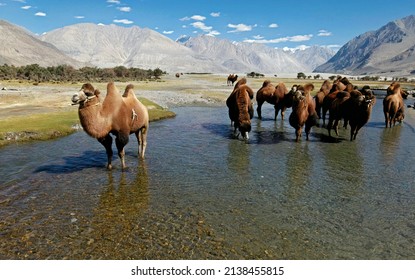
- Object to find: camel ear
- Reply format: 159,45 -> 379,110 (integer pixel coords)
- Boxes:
107,82 -> 119,95
94,89 -> 101,96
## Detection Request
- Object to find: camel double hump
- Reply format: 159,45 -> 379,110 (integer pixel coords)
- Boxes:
255,80 -> 297,121
71,82 -> 149,170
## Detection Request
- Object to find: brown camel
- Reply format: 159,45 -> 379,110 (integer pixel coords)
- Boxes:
314,79 -> 332,119
383,82 -> 405,128
327,91 -> 351,136
226,78 -> 254,140
289,83 -> 318,142
346,89 -> 376,140
71,82 -> 149,170
227,74 -> 238,86
321,77 -> 352,127
256,80 -> 291,120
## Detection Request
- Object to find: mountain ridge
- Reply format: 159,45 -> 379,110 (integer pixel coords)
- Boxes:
315,15 -> 415,76
0,20 -> 83,68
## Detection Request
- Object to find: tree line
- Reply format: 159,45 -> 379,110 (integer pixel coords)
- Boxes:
0,64 -> 166,83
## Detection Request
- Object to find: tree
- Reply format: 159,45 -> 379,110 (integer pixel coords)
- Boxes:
297,72 -> 306,79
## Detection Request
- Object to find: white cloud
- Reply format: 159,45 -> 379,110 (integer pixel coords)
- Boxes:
210,12 -> 220,17
253,35 -> 264,40
107,0 -> 120,4
326,44 -> 341,48
282,45 -> 310,52
118,6 -> 131,12
191,21 -> 212,32
75,16 -> 85,19
289,34 -> 313,42
207,30 -> 220,36
191,15 -> 206,21
268,23 -> 278,28
21,5 -> 31,9
180,15 -> 207,21
35,12 -> 46,17
243,34 -> 313,44
318,29 -> 332,36
113,19 -> 133,24
227,23 -> 256,33
163,30 -> 174,34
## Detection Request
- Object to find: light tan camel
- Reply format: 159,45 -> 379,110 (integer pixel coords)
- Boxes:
71,82 -> 149,170
383,82 -> 405,128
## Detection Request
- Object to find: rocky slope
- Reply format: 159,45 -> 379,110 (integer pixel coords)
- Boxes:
315,15 -> 415,76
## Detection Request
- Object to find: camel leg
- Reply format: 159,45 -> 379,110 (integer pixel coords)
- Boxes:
327,117 -> 334,136
322,109 -> 328,127
295,128 -> 301,142
257,101 -> 263,119
136,127 -> 147,159
98,135 -> 113,170
384,112 -> 389,128
280,107 -> 286,120
305,125 -> 312,141
274,105 -> 280,121
333,119 -> 339,136
115,133 -> 129,170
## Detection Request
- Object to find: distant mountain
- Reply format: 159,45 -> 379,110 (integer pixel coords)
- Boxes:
1,19 -> 336,74
40,23 -> 227,73
180,35 -> 335,73
290,46 -> 336,72
315,15 -> 415,76
0,20 -> 82,67
41,23 -> 335,74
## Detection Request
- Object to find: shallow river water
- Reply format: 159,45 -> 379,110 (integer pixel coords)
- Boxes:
1,93 -> 415,259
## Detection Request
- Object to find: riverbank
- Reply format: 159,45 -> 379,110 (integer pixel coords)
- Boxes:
1,73 -> 414,147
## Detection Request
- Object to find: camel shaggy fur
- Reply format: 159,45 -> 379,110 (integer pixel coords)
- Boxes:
256,80 -> 291,120
346,90 -> 376,140
71,82 -> 149,170
289,83 -> 318,142
383,82 -> 405,128
226,78 -> 254,140
321,77 -> 351,127
314,79 -> 332,119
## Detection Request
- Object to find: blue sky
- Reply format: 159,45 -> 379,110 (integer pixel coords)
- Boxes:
1,0 -> 415,51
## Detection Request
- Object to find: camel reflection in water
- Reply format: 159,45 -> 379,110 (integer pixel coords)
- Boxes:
82,163 -> 149,258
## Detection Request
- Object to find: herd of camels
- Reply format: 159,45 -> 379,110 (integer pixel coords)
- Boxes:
71,76 -> 405,169
226,75 -> 406,142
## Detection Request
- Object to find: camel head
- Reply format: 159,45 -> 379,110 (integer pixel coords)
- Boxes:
291,83 -> 314,108
72,83 -> 100,106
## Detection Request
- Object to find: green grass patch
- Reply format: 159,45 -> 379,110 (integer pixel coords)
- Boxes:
0,98 -> 175,148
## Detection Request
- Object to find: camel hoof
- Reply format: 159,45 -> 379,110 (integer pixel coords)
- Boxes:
106,164 -> 112,170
